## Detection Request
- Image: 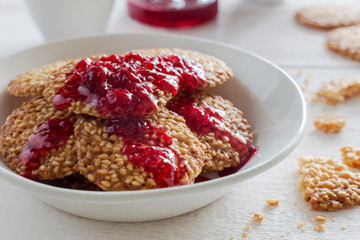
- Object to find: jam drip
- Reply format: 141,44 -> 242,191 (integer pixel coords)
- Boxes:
167,95 -> 257,171
53,53 -> 205,119
19,118 -> 74,179
107,117 -> 189,188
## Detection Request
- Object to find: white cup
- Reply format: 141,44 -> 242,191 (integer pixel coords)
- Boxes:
24,0 -> 115,42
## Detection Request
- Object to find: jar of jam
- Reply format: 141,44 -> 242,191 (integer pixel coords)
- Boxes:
127,0 -> 218,28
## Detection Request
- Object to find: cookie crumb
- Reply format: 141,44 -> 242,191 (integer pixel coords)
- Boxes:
340,146 -> 360,168
316,77 -> 360,105
229,234 -> 235,240
313,113 -> 346,133
242,232 -> 248,237
244,225 -> 251,231
301,227 -> 306,232
315,215 -> 327,222
341,224 -> 347,229
281,233 -> 286,237
293,202 -> 298,206
314,225 -> 324,231
297,69 -> 303,77
266,198 -> 279,206
298,221 -> 306,228
252,213 -> 264,222
311,95 -> 320,102
305,76 -> 312,84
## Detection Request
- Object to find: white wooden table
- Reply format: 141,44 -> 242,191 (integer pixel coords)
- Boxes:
1,0 -> 360,239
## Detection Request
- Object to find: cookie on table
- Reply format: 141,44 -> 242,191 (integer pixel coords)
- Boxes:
75,108 -> 205,191
295,5 -> 360,29
167,91 -> 255,173
340,146 -> 360,169
132,48 -> 234,90
0,97 -> 77,180
298,155 -> 360,211
315,77 -> 360,105
313,113 -> 346,134
327,26 -> 360,61
7,60 -> 68,97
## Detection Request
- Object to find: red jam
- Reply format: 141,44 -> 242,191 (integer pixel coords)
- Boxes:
218,148 -> 257,177
107,117 -> 189,188
127,0 -> 218,28
53,53 -> 205,119
167,95 -> 257,171
194,175 -> 211,183
19,118 -> 74,179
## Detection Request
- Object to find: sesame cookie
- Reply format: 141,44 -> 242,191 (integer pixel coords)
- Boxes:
295,5 -> 360,29
0,97 -> 77,180
74,108 -> 205,191
167,91 -> 255,173
316,77 -> 360,105
340,146 -> 360,169
298,155 -> 360,211
44,49 -> 226,119
7,60 -> 68,97
132,48 -> 233,90
313,113 -> 346,133
327,26 -> 360,61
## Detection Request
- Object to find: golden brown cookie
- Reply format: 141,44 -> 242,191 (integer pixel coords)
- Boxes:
298,155 -> 360,211
7,60 -> 68,97
0,97 -> 77,180
327,26 -> 360,61
74,108 -> 205,191
315,77 -> 360,105
295,5 -> 360,29
340,146 -> 360,169
313,113 -> 346,133
132,48 -> 233,89
167,91 -> 255,173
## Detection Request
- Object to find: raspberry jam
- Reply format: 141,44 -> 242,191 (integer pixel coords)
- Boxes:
194,175 -> 211,183
218,149 -> 257,177
127,0 -> 218,28
168,95 -> 257,170
53,53 -> 205,119
19,118 -> 74,179
107,117 -> 189,188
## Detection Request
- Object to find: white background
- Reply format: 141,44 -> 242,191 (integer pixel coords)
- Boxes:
1,0 -> 360,239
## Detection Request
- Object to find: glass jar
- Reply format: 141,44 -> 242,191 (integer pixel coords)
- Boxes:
127,0 -> 218,28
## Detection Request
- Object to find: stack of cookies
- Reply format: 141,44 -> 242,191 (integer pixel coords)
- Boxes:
0,48 -> 255,191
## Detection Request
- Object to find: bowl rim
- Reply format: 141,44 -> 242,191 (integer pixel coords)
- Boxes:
0,33 -> 307,202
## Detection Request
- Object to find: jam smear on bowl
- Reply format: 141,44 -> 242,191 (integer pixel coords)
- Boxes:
107,117 -> 190,188
19,118 -> 74,179
194,175 -> 211,183
168,94 -> 257,175
53,53 -> 205,119
218,148 -> 257,177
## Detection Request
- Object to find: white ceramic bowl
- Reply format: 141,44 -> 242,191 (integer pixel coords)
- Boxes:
0,34 -> 306,222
